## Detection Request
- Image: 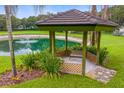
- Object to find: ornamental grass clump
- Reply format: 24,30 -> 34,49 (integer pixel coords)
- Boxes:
20,51 -> 63,78
40,51 -> 63,78
21,53 -> 36,71
71,44 -> 82,50
86,46 -> 109,65
20,52 -> 42,71
99,48 -> 109,65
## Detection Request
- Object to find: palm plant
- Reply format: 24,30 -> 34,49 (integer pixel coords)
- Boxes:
90,5 -> 97,46
4,5 -> 45,77
4,5 -> 18,77
101,5 -> 109,20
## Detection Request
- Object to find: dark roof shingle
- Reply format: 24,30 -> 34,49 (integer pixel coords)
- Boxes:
36,9 -> 118,27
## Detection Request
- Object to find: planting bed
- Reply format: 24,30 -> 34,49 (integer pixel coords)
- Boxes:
0,70 -> 43,87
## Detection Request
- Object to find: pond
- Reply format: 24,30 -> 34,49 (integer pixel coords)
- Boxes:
0,38 -> 80,56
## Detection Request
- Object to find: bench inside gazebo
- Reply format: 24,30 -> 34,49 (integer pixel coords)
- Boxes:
36,9 -> 117,77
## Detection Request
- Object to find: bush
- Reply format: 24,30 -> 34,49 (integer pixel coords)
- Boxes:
20,52 -> 42,71
40,51 -> 63,78
21,52 -> 36,71
99,48 -> 109,65
86,46 -> 109,65
86,46 -> 97,55
20,51 -> 63,78
71,44 -> 82,50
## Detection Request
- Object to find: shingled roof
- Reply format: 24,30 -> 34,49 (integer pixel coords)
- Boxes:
36,9 -> 117,27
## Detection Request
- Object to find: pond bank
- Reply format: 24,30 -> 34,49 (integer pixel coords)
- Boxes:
0,35 -> 82,44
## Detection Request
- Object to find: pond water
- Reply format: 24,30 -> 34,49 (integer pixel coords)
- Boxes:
0,38 -> 80,56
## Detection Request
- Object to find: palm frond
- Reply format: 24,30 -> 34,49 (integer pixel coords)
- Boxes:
33,5 -> 45,15
10,5 -> 18,16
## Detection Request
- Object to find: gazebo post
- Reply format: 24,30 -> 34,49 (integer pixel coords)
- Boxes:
65,31 -> 68,55
96,31 -> 101,65
49,31 -> 55,55
82,31 -> 88,76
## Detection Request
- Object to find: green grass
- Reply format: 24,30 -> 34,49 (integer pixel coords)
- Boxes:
0,30 -> 124,88
0,56 -> 22,74
0,30 -> 48,36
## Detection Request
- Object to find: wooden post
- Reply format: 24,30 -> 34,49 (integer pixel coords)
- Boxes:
91,31 -> 95,46
49,31 -> 55,55
82,31 -> 88,76
96,31 -> 101,65
49,31 -> 52,52
65,31 -> 68,55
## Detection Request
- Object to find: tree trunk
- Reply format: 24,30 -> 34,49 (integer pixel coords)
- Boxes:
5,5 -> 17,77
102,5 -> 109,20
90,5 -> 97,46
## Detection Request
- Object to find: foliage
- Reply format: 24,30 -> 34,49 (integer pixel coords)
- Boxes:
86,46 -> 109,65
0,12 -> 54,31
71,44 -> 82,50
20,52 -> 41,70
86,46 -> 97,55
39,51 -> 63,78
0,32 -> 124,87
109,5 -> 124,26
99,48 -> 109,65
20,50 -> 63,78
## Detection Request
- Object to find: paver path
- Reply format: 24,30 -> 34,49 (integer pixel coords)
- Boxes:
86,66 -> 116,84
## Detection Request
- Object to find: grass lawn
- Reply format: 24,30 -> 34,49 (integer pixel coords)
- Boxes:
0,30 -> 124,88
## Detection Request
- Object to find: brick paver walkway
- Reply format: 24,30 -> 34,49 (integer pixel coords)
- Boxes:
86,66 -> 116,84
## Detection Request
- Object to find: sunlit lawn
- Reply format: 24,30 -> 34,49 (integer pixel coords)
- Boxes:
0,31 -> 124,87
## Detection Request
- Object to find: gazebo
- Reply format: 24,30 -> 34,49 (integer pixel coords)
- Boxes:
36,9 -> 117,76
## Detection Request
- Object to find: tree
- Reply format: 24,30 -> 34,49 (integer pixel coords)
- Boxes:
4,5 -> 45,77
11,16 -> 21,30
5,5 -> 17,77
102,5 -> 109,20
90,5 -> 97,46
0,15 -> 6,30
109,5 -> 124,26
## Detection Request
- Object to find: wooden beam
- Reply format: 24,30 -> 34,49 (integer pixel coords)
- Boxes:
38,25 -> 115,32
49,31 -> 55,55
82,31 -> 88,76
65,31 -> 68,56
96,31 -> 101,65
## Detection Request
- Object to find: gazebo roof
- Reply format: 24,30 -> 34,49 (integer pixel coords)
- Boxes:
36,9 -> 118,31
36,9 -> 117,27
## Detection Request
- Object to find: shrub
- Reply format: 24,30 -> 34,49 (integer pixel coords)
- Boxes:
71,44 -> 82,50
20,50 -> 64,78
86,46 -> 109,65
86,46 -> 96,55
21,52 -> 36,71
40,51 -> 63,78
20,52 -> 42,71
99,48 -> 109,65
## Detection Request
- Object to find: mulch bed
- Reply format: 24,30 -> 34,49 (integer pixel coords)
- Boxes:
0,70 -> 44,87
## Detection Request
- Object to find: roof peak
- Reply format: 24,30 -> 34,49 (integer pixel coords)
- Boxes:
36,9 -> 118,27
